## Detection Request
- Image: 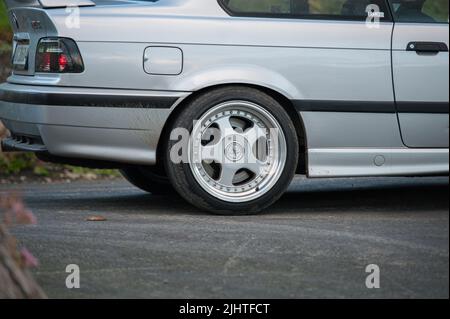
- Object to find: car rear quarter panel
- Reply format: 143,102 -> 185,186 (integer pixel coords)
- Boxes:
33,9 -> 395,103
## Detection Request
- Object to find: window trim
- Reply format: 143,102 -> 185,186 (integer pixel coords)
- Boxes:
217,0 -> 393,22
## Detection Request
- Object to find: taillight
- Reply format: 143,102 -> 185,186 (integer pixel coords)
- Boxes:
36,38 -> 84,73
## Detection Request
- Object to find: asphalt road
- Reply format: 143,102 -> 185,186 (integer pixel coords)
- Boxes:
1,176 -> 448,299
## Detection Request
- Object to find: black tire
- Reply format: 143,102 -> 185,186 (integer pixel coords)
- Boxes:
120,165 -> 174,195
164,86 -> 299,215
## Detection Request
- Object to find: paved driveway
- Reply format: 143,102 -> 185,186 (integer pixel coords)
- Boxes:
2,176 -> 448,298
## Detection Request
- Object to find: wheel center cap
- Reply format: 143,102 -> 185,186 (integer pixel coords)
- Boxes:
225,142 -> 245,162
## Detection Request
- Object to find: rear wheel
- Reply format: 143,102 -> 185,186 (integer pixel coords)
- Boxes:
164,86 -> 299,215
120,166 -> 173,195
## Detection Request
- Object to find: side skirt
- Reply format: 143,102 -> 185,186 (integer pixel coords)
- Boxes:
308,148 -> 449,177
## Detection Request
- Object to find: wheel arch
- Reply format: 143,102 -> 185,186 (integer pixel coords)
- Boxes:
157,83 -> 308,174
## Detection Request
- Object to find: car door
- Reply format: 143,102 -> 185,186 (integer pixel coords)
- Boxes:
390,0 -> 449,148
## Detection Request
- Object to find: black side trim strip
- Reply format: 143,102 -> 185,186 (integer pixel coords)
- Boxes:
293,100 -> 396,113
0,89 -> 178,109
396,102 -> 449,114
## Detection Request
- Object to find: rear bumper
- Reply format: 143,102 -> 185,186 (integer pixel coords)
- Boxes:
0,83 -> 188,165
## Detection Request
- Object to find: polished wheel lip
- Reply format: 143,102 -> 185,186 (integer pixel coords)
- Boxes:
188,101 -> 287,203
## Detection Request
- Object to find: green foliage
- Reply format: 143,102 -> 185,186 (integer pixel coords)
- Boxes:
67,165 -> 120,177
0,153 -> 54,177
33,165 -> 50,177
0,1 -> 9,31
0,1 -> 12,46
309,0 -> 345,14
0,153 -> 37,175
423,0 -> 449,23
0,152 -> 120,179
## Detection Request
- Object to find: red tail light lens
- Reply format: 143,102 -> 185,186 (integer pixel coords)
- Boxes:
58,54 -> 68,72
36,38 -> 84,73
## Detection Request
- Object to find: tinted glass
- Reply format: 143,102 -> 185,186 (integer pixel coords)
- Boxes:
221,0 -> 390,20
389,0 -> 449,23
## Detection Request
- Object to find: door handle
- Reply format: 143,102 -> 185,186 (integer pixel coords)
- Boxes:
407,42 -> 449,53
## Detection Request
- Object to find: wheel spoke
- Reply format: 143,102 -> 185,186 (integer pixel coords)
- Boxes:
215,116 -> 235,136
243,154 -> 267,176
218,164 -> 238,187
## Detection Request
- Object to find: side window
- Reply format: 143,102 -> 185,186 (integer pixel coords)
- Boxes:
389,0 -> 449,23
226,0 -> 291,14
221,0 -> 390,20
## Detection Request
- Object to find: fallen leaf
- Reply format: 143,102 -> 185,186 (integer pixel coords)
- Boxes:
86,216 -> 107,222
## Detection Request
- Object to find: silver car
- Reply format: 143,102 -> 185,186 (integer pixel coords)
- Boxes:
1,0 -> 448,214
